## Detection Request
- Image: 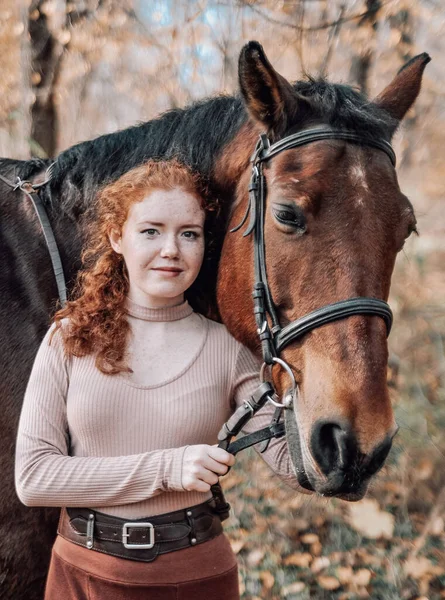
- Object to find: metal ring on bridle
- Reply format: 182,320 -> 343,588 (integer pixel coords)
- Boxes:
260,357 -> 297,408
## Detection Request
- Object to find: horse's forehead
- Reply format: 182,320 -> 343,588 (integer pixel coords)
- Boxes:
269,144 -> 399,209
349,161 -> 369,192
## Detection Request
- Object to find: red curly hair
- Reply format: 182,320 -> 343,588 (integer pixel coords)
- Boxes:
52,159 -> 216,375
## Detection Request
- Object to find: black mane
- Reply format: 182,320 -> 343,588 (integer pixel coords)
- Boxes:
49,95 -> 247,218
292,78 -> 397,137
45,78 -> 396,218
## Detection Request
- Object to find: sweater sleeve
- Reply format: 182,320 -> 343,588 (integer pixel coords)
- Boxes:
230,343 -> 302,491
15,324 -> 187,508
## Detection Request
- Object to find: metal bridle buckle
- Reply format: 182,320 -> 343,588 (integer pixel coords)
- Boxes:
260,357 -> 297,409
257,321 -> 268,335
122,522 -> 155,549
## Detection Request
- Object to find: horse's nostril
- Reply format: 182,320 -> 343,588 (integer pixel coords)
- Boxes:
366,439 -> 393,475
310,420 -> 393,482
310,421 -> 355,477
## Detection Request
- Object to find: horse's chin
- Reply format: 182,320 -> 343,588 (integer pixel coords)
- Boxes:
293,469 -> 369,501
285,407 -> 370,502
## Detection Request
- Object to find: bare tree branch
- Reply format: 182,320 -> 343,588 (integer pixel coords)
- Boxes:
319,2 -> 346,77
226,0 -> 394,33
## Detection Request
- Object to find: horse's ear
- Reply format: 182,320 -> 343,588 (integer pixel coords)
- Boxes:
373,53 -> 431,126
238,41 -> 304,138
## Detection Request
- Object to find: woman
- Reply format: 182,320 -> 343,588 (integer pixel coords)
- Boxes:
15,160 -> 300,600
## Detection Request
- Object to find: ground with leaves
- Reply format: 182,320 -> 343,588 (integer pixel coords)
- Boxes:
224,425 -> 445,600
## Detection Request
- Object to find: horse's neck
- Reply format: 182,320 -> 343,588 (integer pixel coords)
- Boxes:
211,122 -> 259,193
51,207 -> 85,284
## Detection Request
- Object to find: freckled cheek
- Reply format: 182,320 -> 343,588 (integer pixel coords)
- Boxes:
190,245 -> 205,271
176,247 -> 203,283
124,248 -> 158,272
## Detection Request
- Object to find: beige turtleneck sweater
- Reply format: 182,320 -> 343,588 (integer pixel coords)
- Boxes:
15,299 -> 300,519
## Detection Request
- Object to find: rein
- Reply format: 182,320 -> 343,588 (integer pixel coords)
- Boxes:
0,163 -> 67,307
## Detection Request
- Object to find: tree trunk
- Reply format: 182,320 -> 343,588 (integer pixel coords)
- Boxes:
349,0 -> 382,95
28,0 -> 68,158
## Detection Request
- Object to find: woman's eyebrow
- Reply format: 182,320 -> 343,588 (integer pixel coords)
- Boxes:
137,220 -> 165,226
137,220 -> 203,229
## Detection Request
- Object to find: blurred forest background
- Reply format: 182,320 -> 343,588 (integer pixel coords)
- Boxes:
1,0 -> 444,598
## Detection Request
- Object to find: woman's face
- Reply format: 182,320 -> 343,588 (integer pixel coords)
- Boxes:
109,187 -> 205,308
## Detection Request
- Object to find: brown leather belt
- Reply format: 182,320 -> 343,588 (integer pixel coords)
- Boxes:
58,498 -> 224,562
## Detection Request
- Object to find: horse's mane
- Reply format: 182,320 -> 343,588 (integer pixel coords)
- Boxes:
293,78 -> 397,136
18,78 -> 395,219
48,95 -> 248,218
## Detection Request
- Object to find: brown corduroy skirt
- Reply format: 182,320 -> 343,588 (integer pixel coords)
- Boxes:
44,533 -> 240,600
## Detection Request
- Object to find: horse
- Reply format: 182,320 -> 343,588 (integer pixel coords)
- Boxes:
0,41 -> 429,599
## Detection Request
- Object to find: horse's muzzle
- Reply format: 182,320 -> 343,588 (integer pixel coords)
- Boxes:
305,418 -> 396,498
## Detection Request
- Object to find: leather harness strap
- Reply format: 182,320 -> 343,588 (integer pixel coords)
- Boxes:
0,164 -> 67,307
275,297 -> 393,352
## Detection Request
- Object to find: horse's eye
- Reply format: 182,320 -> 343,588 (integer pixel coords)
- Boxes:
272,206 -> 306,231
275,209 -> 295,222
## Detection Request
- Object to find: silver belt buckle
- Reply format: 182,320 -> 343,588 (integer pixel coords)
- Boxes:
122,522 -> 155,549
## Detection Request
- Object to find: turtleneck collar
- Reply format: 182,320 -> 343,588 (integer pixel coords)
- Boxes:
125,297 -> 193,322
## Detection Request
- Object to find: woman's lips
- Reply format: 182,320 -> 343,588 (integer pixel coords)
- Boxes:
152,267 -> 183,277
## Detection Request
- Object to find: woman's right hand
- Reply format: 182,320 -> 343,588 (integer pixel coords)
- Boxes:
181,445 -> 236,492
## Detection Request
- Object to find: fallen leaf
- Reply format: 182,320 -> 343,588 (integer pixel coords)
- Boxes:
318,575 -> 341,590
244,487 -> 262,498
238,574 -> 245,596
312,556 -> 330,573
292,517 -> 310,530
404,556 -> 437,579
431,516 -> 444,535
382,481 -> 404,495
281,581 -> 306,596
230,540 -> 245,554
355,548 -> 381,565
337,566 -> 354,584
347,499 -> 394,539
329,552 -> 345,563
311,541 -> 323,556
313,516 -> 325,527
353,568 -> 372,586
288,497 -> 306,510
260,570 -> 275,589
223,474 -> 245,491
416,458 -> 434,480
284,552 -> 313,567
247,548 -> 265,567
301,533 -> 319,544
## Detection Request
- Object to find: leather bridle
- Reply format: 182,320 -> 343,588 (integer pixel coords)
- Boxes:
211,126 -> 397,520
216,127 -> 395,456
232,127 -> 394,366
